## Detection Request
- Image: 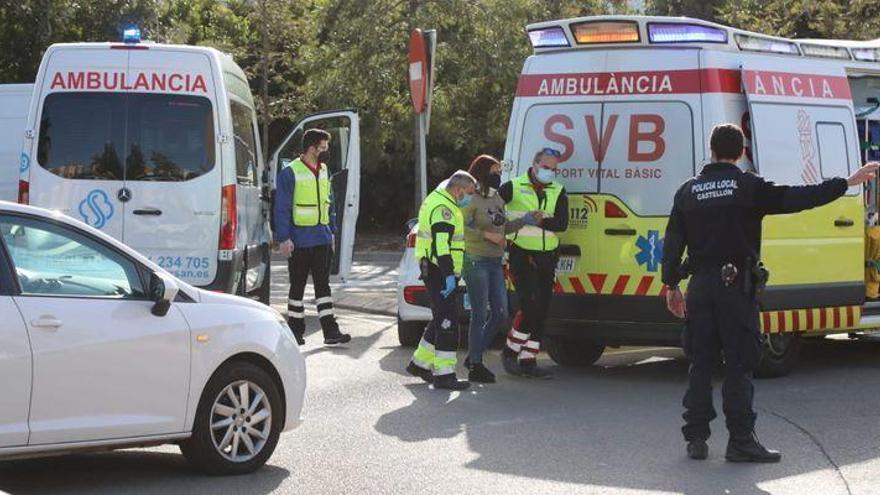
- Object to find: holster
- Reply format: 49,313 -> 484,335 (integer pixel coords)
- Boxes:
744,257 -> 770,298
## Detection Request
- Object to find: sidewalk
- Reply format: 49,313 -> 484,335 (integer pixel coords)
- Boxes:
269,250 -> 400,317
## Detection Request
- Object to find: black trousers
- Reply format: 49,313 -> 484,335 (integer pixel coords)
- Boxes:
682,272 -> 763,441
419,264 -> 460,368
286,244 -> 339,338
508,244 -> 557,340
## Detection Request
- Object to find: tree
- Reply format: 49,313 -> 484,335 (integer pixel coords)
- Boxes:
716,0 -> 880,41
645,0 -> 725,22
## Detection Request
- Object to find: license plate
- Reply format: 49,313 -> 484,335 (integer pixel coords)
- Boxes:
462,292 -> 471,311
556,256 -> 576,273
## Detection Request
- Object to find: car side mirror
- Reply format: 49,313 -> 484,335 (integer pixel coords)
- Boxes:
149,271 -> 179,317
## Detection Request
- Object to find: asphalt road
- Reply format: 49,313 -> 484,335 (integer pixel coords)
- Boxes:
3,268 -> 880,494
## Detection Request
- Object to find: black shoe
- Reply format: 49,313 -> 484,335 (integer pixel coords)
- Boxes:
467,362 -> 496,383
324,332 -> 352,345
687,440 -> 709,460
433,373 -> 471,391
519,360 -> 552,379
405,361 -> 433,384
501,350 -> 524,376
726,434 -> 782,463
292,333 -> 305,346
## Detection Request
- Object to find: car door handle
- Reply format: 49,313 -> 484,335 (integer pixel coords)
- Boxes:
133,208 -> 162,216
604,228 -> 637,236
31,317 -> 63,329
834,218 -> 854,227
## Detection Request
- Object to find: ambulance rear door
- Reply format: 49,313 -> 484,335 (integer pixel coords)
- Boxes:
742,57 -> 864,309
27,46 -> 130,240
269,110 -> 360,282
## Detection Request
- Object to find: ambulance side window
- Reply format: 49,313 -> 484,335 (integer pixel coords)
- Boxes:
816,123 -> 850,179
231,102 -> 257,186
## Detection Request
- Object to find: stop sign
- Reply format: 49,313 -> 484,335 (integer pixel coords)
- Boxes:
409,29 -> 428,113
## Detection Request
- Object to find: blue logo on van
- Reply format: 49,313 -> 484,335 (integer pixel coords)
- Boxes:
19,153 -> 29,173
635,230 -> 664,272
79,189 -> 115,229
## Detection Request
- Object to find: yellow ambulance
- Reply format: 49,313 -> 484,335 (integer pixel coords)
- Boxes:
504,15 -> 880,377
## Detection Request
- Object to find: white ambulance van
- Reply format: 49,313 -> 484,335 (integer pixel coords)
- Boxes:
505,15 -> 880,376
0,84 -> 32,202
16,34 -> 361,299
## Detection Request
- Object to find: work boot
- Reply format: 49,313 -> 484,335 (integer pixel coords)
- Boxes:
405,361 -> 433,384
687,440 -> 709,460
433,373 -> 471,391
292,332 -> 305,346
501,349 -> 524,376
725,433 -> 782,463
519,360 -> 552,379
467,361 -> 496,384
324,331 -> 352,345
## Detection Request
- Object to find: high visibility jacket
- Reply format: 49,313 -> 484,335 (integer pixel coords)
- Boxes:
506,173 -> 563,251
286,158 -> 331,226
415,188 -> 465,275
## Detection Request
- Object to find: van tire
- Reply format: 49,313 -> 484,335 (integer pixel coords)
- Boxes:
180,361 -> 283,475
398,316 -> 425,347
754,333 -> 801,379
544,336 -> 605,367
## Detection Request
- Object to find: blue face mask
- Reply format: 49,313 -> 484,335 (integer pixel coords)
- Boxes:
458,193 -> 473,208
535,167 -> 555,184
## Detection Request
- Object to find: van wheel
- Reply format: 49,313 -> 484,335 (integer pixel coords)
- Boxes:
397,315 -> 425,347
754,333 -> 801,379
544,335 -> 605,367
180,361 -> 284,475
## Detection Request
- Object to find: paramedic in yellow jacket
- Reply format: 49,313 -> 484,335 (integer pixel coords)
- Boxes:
499,148 -> 568,378
406,171 -> 477,390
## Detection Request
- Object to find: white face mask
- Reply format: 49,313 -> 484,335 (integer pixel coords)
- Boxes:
534,167 -> 555,184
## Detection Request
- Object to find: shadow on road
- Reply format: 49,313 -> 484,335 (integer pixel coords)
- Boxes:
374,336 -> 880,494
0,450 -> 289,495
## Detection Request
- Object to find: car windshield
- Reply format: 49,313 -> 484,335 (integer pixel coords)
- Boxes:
37,92 -> 215,182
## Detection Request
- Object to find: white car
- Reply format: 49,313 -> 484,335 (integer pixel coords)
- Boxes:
396,220 -> 471,346
0,200 -> 305,475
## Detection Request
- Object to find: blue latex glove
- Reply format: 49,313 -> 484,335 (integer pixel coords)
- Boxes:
522,212 -> 540,226
440,275 -> 457,299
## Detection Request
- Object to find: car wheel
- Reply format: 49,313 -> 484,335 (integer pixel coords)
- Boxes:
754,333 -> 801,379
544,335 -> 605,367
397,315 -> 425,347
180,361 -> 284,475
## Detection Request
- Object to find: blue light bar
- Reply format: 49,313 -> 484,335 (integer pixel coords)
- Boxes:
647,23 -> 728,44
122,25 -> 141,44
528,27 -> 570,48
853,48 -> 880,62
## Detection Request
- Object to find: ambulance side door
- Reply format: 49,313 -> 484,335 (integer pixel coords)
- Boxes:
269,110 -> 360,282
742,58 -> 864,309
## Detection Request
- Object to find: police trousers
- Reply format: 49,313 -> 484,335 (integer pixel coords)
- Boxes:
681,272 -> 763,441
411,264 -> 461,376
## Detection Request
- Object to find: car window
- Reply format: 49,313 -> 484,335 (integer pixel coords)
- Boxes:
231,101 -> 258,186
38,92 -> 215,182
0,215 -> 145,299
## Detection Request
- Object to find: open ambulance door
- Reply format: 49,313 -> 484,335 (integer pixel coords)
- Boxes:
269,110 -> 361,282
742,59 -> 864,311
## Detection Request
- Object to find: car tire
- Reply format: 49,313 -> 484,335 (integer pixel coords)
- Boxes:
544,335 -> 605,367
397,315 -> 425,347
180,361 -> 284,475
754,333 -> 801,379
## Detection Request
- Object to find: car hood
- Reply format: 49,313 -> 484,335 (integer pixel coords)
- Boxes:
195,289 -> 278,314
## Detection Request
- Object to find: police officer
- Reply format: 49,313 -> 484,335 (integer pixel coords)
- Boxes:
274,128 -> 351,346
406,171 -> 477,390
498,147 -> 568,378
662,123 -> 879,462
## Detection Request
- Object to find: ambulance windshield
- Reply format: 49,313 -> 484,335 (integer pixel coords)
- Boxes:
37,92 -> 215,182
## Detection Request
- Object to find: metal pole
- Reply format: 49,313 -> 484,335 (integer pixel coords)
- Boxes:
418,112 -> 428,202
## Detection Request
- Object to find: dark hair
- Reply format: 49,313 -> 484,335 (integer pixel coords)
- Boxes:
467,154 -> 500,196
302,128 -> 331,152
710,124 -> 744,161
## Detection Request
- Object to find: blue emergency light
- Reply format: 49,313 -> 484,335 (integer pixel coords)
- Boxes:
528,27 -> 570,48
122,25 -> 141,44
647,23 -> 728,44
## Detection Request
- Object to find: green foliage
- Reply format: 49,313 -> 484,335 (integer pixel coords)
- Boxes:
1,0 -> 877,227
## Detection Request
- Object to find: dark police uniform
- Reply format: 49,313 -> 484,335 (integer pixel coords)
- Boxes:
662,162 -> 847,443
